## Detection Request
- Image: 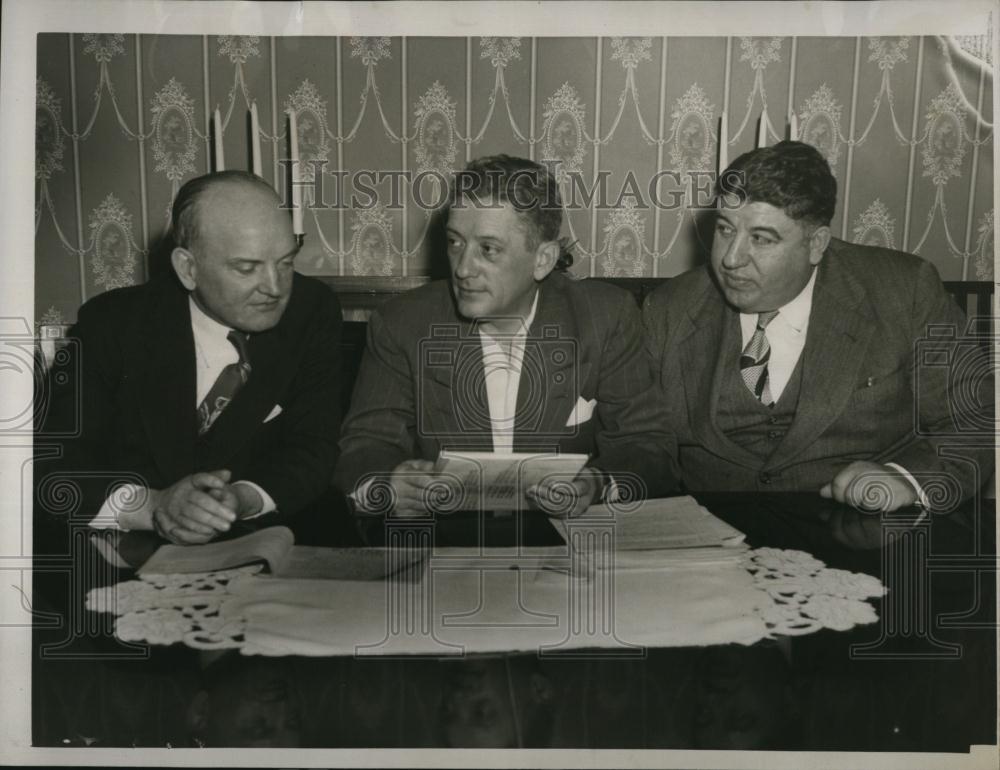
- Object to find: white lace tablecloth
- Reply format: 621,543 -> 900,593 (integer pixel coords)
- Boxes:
86,547 -> 885,656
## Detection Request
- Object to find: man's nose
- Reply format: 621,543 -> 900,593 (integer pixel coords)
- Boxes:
453,246 -> 476,279
259,264 -> 283,296
720,232 -> 749,269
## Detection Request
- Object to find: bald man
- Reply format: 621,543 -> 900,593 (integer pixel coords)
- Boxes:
40,171 -> 343,545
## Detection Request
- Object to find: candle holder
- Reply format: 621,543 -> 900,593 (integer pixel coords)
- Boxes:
295,233 -> 305,248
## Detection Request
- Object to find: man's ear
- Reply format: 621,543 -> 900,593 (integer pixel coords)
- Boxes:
808,225 -> 831,266
532,240 -> 560,281
171,247 -> 198,291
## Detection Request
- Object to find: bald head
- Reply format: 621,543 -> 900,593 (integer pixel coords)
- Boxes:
172,170 -> 286,253
170,171 -> 298,332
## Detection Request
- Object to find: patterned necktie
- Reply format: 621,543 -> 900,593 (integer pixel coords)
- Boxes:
740,310 -> 779,406
197,330 -> 251,435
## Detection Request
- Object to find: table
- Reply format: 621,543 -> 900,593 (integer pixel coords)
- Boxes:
31,494 -> 997,751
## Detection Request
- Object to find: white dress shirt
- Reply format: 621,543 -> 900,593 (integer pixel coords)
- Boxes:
738,267 -> 926,507
89,298 -> 275,530
478,290 -> 539,453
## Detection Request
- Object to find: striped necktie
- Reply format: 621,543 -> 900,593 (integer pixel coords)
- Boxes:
197,330 -> 251,435
740,310 -> 779,406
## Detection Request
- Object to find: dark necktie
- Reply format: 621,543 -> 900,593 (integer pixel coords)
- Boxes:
740,310 -> 779,406
197,330 -> 251,435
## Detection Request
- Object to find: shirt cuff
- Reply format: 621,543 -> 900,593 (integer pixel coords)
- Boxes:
88,483 -> 154,531
232,480 -> 276,518
885,462 -> 930,519
349,477 -> 377,513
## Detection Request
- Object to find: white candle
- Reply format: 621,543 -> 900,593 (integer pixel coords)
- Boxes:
789,112 -> 799,142
250,102 -> 262,177
757,110 -> 768,149
288,109 -> 303,235
718,110 -> 728,174
213,107 -> 225,171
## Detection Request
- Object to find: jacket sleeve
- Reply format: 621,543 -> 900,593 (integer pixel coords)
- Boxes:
333,305 -> 418,497
588,290 -> 680,499
881,260 -> 994,506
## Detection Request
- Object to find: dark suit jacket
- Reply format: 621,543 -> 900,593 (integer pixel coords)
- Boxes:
334,270 -> 677,500
37,271 -> 343,529
642,238 -> 993,502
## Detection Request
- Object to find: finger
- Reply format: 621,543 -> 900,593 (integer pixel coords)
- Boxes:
171,516 -> 217,536
819,483 -> 833,499
188,490 -> 238,521
396,473 -> 437,491
179,497 -> 237,531
191,471 -> 229,491
207,469 -> 232,482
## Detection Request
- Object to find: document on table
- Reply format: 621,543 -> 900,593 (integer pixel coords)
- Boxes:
550,495 -> 747,569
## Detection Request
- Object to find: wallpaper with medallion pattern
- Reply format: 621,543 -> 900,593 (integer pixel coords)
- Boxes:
35,34 -> 994,326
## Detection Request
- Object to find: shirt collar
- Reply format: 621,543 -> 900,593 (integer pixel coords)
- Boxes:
189,296 -> 234,342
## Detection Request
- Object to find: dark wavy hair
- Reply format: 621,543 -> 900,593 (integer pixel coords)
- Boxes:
171,170 -> 277,251
447,154 -> 574,271
716,140 -> 837,227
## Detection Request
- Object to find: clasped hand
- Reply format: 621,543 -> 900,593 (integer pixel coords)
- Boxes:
151,469 -> 254,544
386,460 -> 602,518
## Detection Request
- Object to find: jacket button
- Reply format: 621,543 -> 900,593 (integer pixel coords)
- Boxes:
767,430 -> 782,439
759,472 -> 772,485
768,416 -> 778,425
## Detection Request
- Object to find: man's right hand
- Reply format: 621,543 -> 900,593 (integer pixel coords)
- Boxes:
387,459 -> 439,518
151,470 -> 238,544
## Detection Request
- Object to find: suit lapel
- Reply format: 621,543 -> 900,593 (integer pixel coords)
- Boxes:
678,279 -> 762,468
514,277 -> 581,447
768,251 -> 875,468
423,312 -> 493,443
137,278 -> 199,484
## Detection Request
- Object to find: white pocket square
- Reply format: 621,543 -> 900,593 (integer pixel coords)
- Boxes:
264,404 -> 283,423
566,397 -> 597,427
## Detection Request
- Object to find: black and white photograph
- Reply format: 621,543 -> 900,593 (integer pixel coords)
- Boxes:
1,1 -> 997,767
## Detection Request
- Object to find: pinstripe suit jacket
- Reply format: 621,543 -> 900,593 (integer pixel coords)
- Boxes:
642,238 -> 994,502
334,270 -> 678,499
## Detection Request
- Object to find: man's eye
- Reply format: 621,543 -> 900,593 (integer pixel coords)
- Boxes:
234,264 -> 256,275
750,234 -> 774,246
279,258 -> 295,271
480,244 -> 498,258
446,237 -> 463,252
715,223 -> 734,237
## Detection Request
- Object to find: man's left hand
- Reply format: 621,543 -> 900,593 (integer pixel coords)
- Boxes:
205,478 -> 264,519
526,467 -> 604,518
819,461 -> 918,513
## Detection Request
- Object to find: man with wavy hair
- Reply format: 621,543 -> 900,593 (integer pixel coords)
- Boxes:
336,155 -> 676,523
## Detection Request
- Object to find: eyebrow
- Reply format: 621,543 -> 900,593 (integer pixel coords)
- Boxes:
228,246 -> 300,264
750,226 -> 782,239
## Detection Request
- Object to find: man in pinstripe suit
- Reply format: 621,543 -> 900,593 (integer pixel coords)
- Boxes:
335,155 -> 677,520
643,141 -> 993,513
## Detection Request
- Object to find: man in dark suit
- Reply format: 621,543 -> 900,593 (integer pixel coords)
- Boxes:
39,171 -> 342,544
643,141 -> 993,512
335,155 -> 675,519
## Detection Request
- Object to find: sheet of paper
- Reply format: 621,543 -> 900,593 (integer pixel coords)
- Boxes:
433,451 -> 589,510
551,495 -> 746,551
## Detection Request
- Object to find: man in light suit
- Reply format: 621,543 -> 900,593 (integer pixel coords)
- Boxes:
643,141 -> 992,512
39,171 -> 343,545
335,155 -> 676,519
